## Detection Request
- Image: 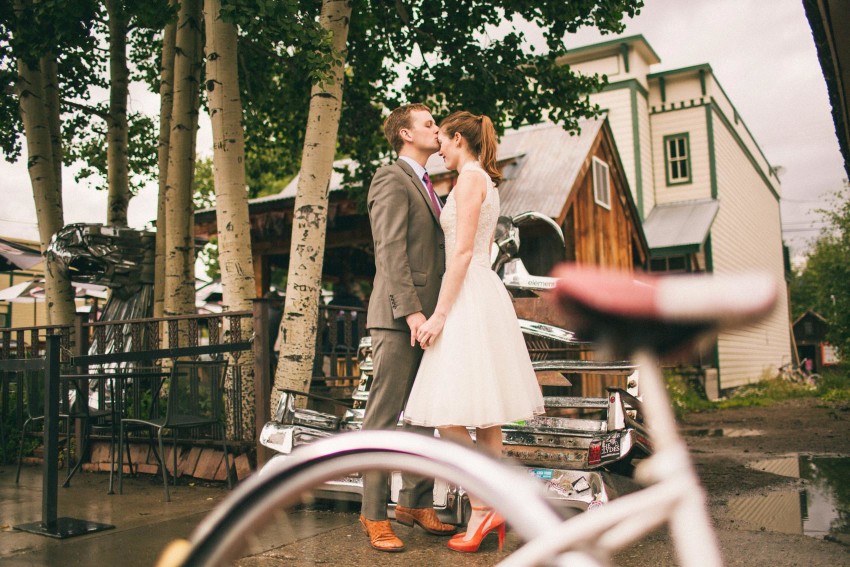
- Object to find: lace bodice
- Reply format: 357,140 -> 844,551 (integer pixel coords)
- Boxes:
441,162 -> 499,269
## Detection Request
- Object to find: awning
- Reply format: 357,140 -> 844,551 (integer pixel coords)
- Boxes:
643,199 -> 719,257
0,237 -> 43,270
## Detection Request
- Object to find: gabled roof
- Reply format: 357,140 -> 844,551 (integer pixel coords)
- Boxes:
222,117 -> 609,221
792,309 -> 828,327
469,119 -> 606,218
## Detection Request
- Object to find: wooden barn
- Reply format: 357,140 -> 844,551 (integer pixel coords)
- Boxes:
427,116 -> 648,273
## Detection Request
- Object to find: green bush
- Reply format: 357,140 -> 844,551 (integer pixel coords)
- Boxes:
664,364 -> 850,418
815,365 -> 850,403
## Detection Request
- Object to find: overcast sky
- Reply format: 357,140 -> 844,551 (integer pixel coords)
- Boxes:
0,0 -> 844,259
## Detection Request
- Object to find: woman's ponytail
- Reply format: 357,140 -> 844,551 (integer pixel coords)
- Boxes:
440,111 -> 502,182
478,115 -> 501,182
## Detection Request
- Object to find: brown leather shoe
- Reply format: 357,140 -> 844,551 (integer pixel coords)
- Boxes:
395,505 -> 457,535
360,515 -> 405,552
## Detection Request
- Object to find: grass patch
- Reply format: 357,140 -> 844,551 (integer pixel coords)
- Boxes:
665,365 -> 850,417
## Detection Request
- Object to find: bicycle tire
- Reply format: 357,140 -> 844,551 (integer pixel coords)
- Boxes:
176,431 -> 564,567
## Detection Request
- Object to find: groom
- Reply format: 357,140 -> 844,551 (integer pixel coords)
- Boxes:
360,103 -> 455,552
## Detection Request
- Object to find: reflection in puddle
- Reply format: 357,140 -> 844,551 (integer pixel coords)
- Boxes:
728,456 -> 850,541
683,428 -> 763,438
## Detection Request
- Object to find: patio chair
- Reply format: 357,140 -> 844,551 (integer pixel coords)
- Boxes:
61,369 -> 149,493
14,369 -> 73,483
118,359 -> 232,502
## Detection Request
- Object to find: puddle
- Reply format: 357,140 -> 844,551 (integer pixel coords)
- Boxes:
727,455 -> 850,541
683,428 -> 763,438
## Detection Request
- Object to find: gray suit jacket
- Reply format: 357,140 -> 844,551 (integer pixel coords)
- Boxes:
366,159 -> 446,332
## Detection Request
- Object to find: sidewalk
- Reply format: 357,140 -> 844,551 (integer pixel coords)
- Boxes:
0,462 -> 229,567
2,462 -> 513,567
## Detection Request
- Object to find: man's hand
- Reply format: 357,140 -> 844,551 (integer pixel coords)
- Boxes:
417,313 -> 446,349
405,312 -> 427,346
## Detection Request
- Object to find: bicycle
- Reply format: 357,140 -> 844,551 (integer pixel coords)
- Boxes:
157,265 -> 779,567
778,358 -> 820,386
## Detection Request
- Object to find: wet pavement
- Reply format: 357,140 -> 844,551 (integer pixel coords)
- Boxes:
727,454 -> 850,544
2,462 -> 522,566
4,449 -> 849,565
0,462 -> 229,566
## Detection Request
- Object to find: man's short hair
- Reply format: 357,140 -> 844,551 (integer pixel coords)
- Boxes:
383,103 -> 432,154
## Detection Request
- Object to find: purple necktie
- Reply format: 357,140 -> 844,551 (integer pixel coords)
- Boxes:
423,172 -> 441,219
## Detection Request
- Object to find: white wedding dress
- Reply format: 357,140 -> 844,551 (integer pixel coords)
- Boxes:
404,162 -> 545,428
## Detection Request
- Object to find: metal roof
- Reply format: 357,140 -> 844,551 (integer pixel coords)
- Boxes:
486,118 -> 605,218
642,199 -> 719,254
227,118 -> 607,219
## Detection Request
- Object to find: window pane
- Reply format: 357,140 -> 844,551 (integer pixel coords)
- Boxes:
650,258 -> 667,272
671,161 -> 680,179
668,139 -> 677,158
593,159 -> 610,207
677,138 -> 686,157
668,256 -> 686,270
679,160 -> 688,178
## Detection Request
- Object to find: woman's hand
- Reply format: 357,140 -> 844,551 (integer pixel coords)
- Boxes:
417,313 -> 446,348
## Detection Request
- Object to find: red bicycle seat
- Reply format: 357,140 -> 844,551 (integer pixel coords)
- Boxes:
548,264 -> 778,356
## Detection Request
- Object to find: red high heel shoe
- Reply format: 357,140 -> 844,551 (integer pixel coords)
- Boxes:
447,506 -> 506,553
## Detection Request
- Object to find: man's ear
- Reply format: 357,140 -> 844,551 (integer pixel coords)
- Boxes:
400,128 -> 413,143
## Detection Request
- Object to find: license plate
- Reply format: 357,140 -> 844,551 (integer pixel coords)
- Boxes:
600,435 -> 620,458
529,468 -> 554,480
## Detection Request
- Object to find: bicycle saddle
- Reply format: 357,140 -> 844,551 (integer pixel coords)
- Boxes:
549,264 -> 779,357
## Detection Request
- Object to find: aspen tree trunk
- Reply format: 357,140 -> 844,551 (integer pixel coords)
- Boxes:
11,0 -> 74,325
163,0 -> 202,322
154,7 -> 177,319
272,0 -> 352,411
16,54 -> 75,325
105,0 -> 130,226
40,54 -> 61,198
204,0 -> 256,441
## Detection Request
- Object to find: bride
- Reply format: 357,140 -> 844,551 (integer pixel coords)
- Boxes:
403,111 -> 545,553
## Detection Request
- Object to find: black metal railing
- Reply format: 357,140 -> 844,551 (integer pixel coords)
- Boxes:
1,301 -> 365,463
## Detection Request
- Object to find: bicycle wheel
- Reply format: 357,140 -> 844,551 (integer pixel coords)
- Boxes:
171,431 -> 564,567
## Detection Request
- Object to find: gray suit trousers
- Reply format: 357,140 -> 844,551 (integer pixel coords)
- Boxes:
360,328 -> 435,520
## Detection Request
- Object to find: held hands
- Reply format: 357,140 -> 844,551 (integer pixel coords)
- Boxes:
416,313 -> 446,349
405,312 -> 427,347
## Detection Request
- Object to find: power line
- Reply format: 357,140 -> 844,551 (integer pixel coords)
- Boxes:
0,217 -> 37,226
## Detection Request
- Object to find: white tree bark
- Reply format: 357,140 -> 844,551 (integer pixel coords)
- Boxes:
16,54 -> 75,326
163,0 -> 202,321
272,0 -> 352,410
12,0 -> 74,326
105,0 -> 130,226
154,6 -> 177,319
204,0 -> 256,441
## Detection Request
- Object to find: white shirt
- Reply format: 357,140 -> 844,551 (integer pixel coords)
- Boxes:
399,155 -> 429,192
399,155 -> 441,211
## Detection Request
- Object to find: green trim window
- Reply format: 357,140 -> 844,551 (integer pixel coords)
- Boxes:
664,133 -> 691,185
592,157 -> 611,210
650,255 -> 689,273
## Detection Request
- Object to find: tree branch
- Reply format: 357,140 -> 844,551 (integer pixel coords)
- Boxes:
61,99 -> 109,121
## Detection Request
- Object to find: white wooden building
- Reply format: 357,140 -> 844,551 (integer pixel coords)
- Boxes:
558,35 -> 792,392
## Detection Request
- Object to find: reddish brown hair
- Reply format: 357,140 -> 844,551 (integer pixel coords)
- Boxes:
383,103 -> 432,154
439,111 -> 501,181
